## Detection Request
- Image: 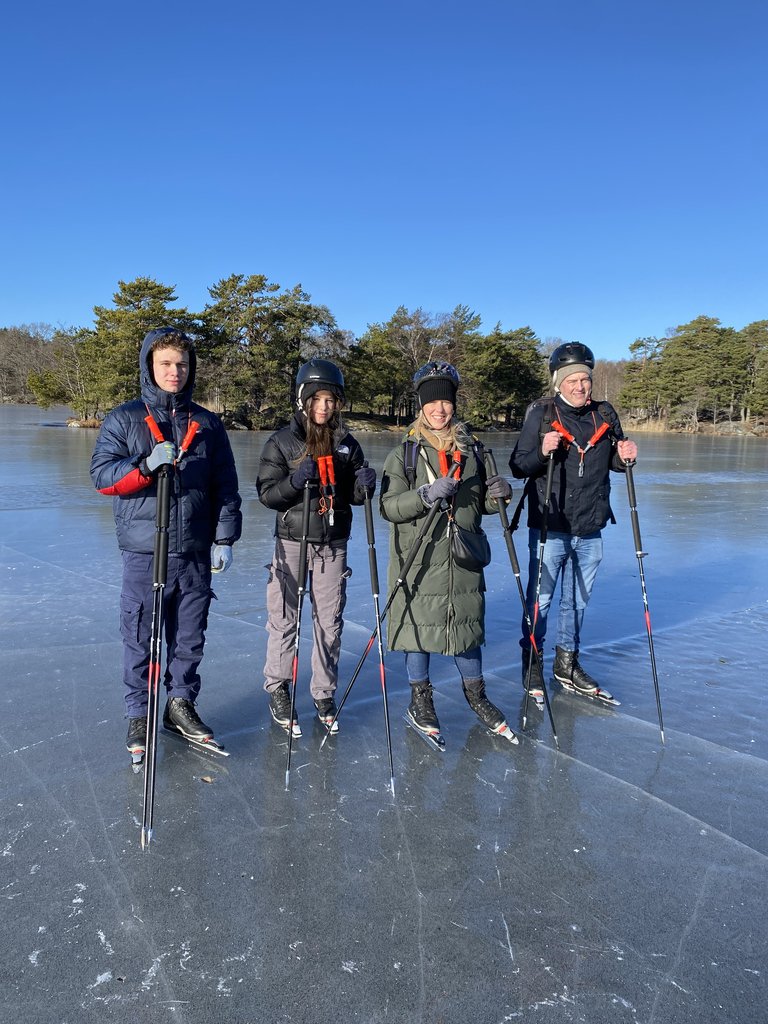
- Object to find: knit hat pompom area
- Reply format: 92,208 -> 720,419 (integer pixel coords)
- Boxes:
553,363 -> 592,391
417,377 -> 457,408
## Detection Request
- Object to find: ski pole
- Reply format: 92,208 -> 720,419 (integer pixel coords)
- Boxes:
523,452 -> 556,729
141,462 -> 171,850
322,467 -> 396,794
285,480 -> 313,789
623,459 -> 665,744
485,450 -> 558,747
320,453 -> 463,751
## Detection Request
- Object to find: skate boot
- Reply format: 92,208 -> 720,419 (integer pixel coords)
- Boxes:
314,696 -> 339,734
462,678 -> 519,744
553,647 -> 599,695
553,648 -> 620,705
406,681 -> 444,748
126,716 -> 147,753
521,648 -> 545,703
163,698 -> 215,742
269,681 -> 301,737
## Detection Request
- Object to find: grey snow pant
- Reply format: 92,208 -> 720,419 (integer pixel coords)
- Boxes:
263,538 -> 351,700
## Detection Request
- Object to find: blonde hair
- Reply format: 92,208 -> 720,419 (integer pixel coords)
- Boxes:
407,410 -> 472,454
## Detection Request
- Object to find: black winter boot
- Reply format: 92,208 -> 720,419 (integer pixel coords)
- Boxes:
407,681 -> 441,735
125,716 -> 147,753
268,681 -> 301,736
521,648 -> 545,697
553,647 -> 599,695
163,698 -> 214,741
462,678 -> 508,734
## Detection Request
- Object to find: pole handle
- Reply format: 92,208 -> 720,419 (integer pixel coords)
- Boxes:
145,413 -> 165,444
364,497 -> 380,595
624,463 -> 644,551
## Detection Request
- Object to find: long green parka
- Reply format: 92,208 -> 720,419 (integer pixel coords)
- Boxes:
379,430 -> 499,655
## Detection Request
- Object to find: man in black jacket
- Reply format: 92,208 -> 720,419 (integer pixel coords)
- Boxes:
509,343 -> 637,702
91,328 -> 242,755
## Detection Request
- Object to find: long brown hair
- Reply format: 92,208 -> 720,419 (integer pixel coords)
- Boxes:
293,395 -> 345,463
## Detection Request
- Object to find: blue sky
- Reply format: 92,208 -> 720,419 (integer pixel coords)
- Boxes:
2,0 -> 765,360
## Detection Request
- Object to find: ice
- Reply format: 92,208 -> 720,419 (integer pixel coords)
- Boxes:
0,406 -> 766,1023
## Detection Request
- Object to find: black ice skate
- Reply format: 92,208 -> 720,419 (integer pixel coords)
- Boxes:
553,647 -> 620,706
521,649 -> 546,708
269,682 -> 302,737
405,682 -> 445,751
314,697 -> 339,734
126,716 -> 147,771
463,679 -> 519,744
163,697 -> 229,755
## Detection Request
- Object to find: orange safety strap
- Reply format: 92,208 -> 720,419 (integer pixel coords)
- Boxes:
551,416 -> 610,477
144,412 -> 200,465
317,455 -> 335,524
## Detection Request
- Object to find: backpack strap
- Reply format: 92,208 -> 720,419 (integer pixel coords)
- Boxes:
596,401 -> 625,440
403,432 -> 421,488
469,436 -> 487,482
509,397 -> 554,532
403,433 -> 487,489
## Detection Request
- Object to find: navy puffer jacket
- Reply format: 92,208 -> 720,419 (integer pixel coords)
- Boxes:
90,328 -> 242,554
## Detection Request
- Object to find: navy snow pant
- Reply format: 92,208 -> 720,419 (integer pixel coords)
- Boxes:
120,550 -> 213,718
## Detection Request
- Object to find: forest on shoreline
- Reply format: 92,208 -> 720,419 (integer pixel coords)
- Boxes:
2,276 -> 766,435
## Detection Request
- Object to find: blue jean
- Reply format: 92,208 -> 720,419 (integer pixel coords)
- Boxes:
405,647 -> 483,684
521,530 -> 603,654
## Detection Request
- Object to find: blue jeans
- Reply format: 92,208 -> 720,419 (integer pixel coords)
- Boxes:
405,647 -> 483,685
521,530 -> 603,654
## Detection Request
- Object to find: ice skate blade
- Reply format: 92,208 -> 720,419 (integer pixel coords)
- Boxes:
522,688 -> 545,710
163,725 -> 232,756
130,750 -> 145,773
493,723 -> 520,745
404,714 -> 445,751
554,678 -> 620,706
317,716 -> 339,735
269,708 -> 302,738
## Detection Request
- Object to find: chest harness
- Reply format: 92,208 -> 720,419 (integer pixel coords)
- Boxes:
316,454 -> 336,526
550,413 -> 611,478
144,407 -> 200,466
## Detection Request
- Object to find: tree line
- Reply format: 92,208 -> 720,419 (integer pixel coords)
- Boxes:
618,316 -> 768,431
2,276 -> 766,432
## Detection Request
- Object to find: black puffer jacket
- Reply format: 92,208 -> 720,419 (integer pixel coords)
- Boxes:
509,396 -> 626,536
257,414 -> 367,543
90,328 -> 242,554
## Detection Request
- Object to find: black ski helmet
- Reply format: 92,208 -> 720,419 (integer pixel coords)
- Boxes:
548,342 -> 595,377
413,361 -> 460,408
295,358 -> 345,409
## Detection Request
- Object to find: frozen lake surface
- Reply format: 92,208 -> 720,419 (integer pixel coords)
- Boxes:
1,405 -> 766,1023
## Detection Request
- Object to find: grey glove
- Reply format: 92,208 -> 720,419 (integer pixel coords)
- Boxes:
486,474 -> 512,500
290,456 -> 318,490
211,544 -> 233,573
145,441 -> 176,472
418,476 -> 460,507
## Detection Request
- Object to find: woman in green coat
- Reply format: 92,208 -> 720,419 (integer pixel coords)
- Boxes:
379,361 -> 517,745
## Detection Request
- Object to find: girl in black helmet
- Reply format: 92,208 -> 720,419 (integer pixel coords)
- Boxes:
379,361 -> 517,746
257,359 -> 376,734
